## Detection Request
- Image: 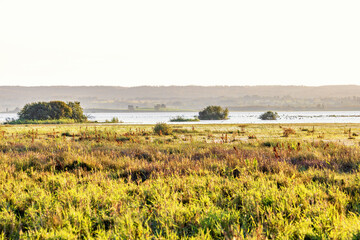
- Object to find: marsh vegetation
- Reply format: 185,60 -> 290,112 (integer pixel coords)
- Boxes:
0,123 -> 360,239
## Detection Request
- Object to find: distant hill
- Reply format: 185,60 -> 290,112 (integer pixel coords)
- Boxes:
1,85 -> 360,112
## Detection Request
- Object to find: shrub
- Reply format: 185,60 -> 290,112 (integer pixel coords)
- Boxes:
67,101 -> 88,122
198,106 -> 229,120
248,135 -> 257,139
259,111 -> 279,120
154,123 -> 172,135
283,128 -> 296,137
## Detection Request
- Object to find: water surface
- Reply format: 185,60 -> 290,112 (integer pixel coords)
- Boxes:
1,111 -> 360,124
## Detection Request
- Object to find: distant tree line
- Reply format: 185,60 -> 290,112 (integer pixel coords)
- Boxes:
18,101 -> 87,122
154,104 -> 166,110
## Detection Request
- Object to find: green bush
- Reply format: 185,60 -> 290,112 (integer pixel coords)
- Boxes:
154,123 -> 172,135
198,106 -> 229,120
259,111 -> 279,120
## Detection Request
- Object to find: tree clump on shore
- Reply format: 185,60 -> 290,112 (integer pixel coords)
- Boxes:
198,106 -> 229,120
18,101 -> 87,122
259,111 -> 279,120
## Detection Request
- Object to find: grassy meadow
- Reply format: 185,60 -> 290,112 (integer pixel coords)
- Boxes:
1,123 -> 360,239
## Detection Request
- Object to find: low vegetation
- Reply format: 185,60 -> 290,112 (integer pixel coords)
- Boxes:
154,122 -> 172,135
282,127 -> 296,137
170,116 -> 199,122
0,123 -> 360,239
4,118 -> 77,125
198,106 -> 229,120
105,117 -> 122,123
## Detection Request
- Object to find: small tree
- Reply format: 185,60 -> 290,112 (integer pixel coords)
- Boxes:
67,101 -> 87,122
198,106 -> 229,120
259,111 -> 279,120
154,123 -> 172,135
18,102 -> 52,120
283,128 -> 296,137
48,101 -> 73,119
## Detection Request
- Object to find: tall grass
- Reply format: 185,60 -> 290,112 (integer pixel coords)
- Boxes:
0,123 -> 360,239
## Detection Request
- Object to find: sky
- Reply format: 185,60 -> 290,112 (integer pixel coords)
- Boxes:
0,0 -> 359,87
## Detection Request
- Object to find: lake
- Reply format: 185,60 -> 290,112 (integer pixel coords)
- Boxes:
1,111 -> 360,124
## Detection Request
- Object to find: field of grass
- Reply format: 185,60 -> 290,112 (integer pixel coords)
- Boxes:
1,123 -> 360,239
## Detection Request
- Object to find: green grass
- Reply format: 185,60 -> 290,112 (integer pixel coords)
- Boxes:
0,123 -> 360,239
170,116 -> 200,122
4,118 -> 77,125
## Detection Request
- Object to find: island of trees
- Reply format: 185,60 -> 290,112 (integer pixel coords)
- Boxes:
9,101 -> 87,124
198,106 -> 229,120
259,111 -> 279,120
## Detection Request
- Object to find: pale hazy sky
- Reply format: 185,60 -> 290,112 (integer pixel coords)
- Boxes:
0,0 -> 359,86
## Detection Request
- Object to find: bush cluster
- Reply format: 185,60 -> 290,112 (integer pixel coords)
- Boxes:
154,123 -> 172,135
